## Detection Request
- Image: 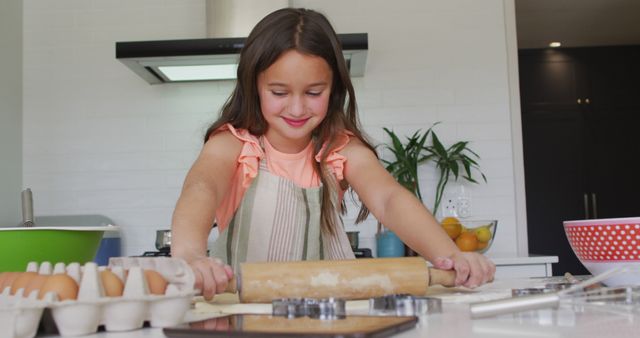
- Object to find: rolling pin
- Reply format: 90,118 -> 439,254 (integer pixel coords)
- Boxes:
224,257 -> 456,303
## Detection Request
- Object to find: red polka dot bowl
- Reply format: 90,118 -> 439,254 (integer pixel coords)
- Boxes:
564,217 -> 640,286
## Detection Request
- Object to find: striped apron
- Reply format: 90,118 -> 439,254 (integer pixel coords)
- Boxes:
211,155 -> 355,271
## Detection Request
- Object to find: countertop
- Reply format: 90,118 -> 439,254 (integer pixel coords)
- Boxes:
487,254 -> 558,265
37,276 -> 639,338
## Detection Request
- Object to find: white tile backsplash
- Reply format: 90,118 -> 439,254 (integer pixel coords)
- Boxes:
23,0 -> 521,257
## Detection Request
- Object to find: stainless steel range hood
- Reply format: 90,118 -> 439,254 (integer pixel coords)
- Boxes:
115,33 -> 368,84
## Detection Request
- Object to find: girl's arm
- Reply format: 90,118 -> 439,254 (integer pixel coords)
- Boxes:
340,138 -> 495,287
171,130 -> 242,299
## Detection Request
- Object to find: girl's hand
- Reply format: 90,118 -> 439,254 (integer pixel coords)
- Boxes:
433,252 -> 495,288
188,256 -> 234,300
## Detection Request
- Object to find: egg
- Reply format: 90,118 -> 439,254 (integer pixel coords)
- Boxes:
10,271 -> 37,295
24,274 -> 50,298
38,274 -> 79,301
1,272 -> 21,292
100,269 -> 124,297
144,269 -> 167,295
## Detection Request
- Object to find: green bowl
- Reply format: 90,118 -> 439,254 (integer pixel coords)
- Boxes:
0,226 -> 117,272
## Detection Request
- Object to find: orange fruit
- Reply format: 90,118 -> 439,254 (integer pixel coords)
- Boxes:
455,232 -> 479,252
477,241 -> 488,250
441,217 -> 462,239
441,217 -> 460,225
442,223 -> 462,240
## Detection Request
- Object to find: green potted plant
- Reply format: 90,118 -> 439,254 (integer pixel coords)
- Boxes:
382,123 -> 486,217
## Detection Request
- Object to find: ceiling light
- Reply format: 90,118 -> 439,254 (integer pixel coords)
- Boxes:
549,42 -> 562,48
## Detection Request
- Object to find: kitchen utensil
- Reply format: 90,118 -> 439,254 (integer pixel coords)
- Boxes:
314,298 -> 346,320
21,189 -> 34,227
469,265 -> 640,318
155,229 -> 172,251
272,298 -> 309,318
272,298 -> 347,320
0,226 -> 118,272
346,231 -> 359,250
563,217 -> 640,286
223,257 -> 456,303
511,282 -> 574,297
164,314 -> 418,338
369,294 -> 442,316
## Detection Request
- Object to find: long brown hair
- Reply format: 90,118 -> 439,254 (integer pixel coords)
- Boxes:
205,8 -> 375,233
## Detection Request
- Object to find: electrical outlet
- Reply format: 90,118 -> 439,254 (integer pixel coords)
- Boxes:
439,186 -> 472,218
457,196 -> 471,217
440,197 -> 458,218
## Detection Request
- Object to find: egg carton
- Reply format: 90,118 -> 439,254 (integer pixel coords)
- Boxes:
0,257 -> 196,338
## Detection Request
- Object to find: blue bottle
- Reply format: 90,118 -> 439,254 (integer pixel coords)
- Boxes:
376,230 -> 405,257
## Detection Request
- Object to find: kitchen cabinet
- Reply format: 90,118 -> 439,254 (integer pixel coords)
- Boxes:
519,46 -> 640,108
519,46 -> 640,276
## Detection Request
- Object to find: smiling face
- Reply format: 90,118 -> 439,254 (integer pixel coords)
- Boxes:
257,49 -> 333,153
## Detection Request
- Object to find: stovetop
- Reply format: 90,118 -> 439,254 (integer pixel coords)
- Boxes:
141,249 -> 171,257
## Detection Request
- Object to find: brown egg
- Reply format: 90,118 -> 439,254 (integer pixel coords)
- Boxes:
144,269 -> 167,295
10,271 -> 37,295
38,274 -> 79,301
101,270 -> 124,297
1,272 -> 21,292
24,274 -> 50,298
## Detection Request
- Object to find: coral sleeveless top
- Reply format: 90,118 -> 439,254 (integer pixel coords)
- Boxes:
213,123 -> 351,232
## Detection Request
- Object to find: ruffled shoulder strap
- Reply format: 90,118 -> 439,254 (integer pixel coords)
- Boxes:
314,130 -> 353,182
214,124 -> 264,188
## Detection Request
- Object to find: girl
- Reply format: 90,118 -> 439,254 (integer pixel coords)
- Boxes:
171,8 -> 495,300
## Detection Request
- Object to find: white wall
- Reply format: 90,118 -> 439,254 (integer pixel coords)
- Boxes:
0,0 -> 23,226
298,0 -> 522,256
23,0 -> 523,257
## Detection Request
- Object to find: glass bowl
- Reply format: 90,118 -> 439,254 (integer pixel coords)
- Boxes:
440,218 -> 498,254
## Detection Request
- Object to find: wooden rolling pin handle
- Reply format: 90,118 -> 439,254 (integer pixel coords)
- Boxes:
428,268 -> 457,287
224,276 -> 238,293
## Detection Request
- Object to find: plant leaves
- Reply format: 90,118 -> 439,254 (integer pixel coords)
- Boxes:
448,141 -> 468,156
461,154 -> 479,166
381,122 -> 486,213
450,161 -> 459,180
431,131 -> 448,159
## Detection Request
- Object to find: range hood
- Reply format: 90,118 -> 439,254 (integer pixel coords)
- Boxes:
115,33 -> 368,84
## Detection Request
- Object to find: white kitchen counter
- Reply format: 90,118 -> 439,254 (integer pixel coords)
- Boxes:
37,276 -> 639,338
489,254 -> 558,278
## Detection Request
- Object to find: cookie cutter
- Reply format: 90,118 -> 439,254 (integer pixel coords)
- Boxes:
311,298 -> 346,320
369,294 -> 442,316
272,298 -> 306,318
511,282 -> 575,298
574,286 -> 640,304
272,298 -> 345,320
